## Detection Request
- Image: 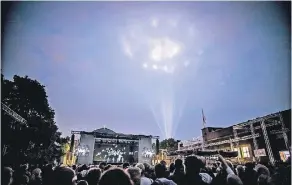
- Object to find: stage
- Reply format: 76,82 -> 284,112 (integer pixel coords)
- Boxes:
72,128 -> 159,165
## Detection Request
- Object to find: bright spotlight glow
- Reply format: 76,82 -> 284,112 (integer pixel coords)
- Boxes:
149,38 -> 180,62
151,43 -> 163,61
120,16 -> 199,138
120,16 -> 204,75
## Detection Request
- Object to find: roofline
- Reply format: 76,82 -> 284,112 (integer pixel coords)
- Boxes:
71,130 -> 159,139
203,109 -> 290,130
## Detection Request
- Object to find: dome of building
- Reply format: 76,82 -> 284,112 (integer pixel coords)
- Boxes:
93,127 -> 116,135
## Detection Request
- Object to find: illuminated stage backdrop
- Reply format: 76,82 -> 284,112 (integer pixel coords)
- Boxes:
93,143 -> 139,163
75,128 -> 158,165
138,137 -> 154,164
77,134 -> 95,165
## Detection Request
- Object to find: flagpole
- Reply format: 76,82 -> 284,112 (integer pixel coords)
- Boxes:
202,109 -> 206,128
201,109 -> 207,151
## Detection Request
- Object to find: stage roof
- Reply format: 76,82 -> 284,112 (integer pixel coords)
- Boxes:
71,127 -> 159,140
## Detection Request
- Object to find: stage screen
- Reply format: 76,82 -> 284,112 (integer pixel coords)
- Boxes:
93,143 -> 139,163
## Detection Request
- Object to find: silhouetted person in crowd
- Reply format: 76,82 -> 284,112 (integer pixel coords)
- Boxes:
127,167 -> 142,185
77,180 -> 88,185
123,163 -> 130,169
152,163 -> 176,185
53,166 -> 77,185
227,174 -> 244,185
21,175 -> 30,185
13,165 -> 28,185
105,164 -> 113,171
99,162 -> 107,172
3,167 -> 14,185
42,164 -> 53,185
143,163 -> 155,180
86,168 -> 101,185
99,167 -> 132,185
72,165 -> 77,171
29,168 -> 42,185
169,159 -> 185,185
255,164 -> 271,177
182,155 -> 212,185
136,163 -> 153,185
257,174 -> 271,185
78,165 -> 89,173
241,162 -> 257,185
169,163 -> 175,175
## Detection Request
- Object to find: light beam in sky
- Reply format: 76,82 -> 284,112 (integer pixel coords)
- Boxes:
120,15 -> 204,138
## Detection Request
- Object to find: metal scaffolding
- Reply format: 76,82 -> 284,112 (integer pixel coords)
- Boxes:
1,102 -> 28,156
279,112 -> 290,155
1,102 -> 28,127
260,119 -> 275,165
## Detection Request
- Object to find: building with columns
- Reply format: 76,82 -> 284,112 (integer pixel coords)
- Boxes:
177,109 -> 291,164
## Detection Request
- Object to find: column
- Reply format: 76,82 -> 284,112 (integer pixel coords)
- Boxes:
260,119 -> 275,165
233,127 -> 240,162
250,122 -> 259,161
229,137 -> 234,151
233,128 -> 239,149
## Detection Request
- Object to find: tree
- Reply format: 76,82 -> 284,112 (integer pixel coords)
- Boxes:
1,75 -> 66,166
159,138 -> 178,152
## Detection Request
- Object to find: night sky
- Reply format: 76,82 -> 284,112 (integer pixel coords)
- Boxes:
2,2 -> 290,139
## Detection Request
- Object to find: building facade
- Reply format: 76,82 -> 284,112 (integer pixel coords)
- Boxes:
178,137 -> 204,151
178,110 -> 291,164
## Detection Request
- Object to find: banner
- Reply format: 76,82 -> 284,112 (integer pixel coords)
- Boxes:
254,149 -> 266,157
279,151 -> 290,162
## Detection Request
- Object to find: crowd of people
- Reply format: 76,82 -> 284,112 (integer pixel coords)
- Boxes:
3,154 -> 291,185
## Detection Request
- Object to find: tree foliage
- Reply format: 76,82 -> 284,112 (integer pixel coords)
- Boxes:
1,75 -> 67,166
159,138 -> 178,152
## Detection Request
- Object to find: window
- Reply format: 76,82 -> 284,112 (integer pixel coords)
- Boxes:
241,146 -> 250,158
234,148 -> 242,158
